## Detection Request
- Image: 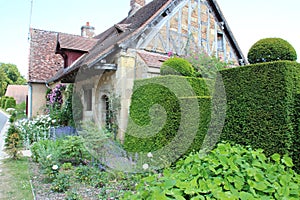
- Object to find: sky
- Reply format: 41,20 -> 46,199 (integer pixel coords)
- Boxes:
0,0 -> 299,77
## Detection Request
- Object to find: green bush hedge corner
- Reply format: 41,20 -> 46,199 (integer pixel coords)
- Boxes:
218,61 -> 300,171
124,75 -> 212,161
4,97 -> 16,110
247,38 -> 297,64
160,57 -> 195,77
1,96 -> 10,108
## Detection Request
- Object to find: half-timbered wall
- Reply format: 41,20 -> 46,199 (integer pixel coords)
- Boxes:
139,0 -> 239,64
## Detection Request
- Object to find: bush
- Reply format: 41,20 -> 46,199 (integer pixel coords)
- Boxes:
160,57 -> 195,77
247,38 -> 297,64
123,142 -> 300,200
50,173 -> 71,192
4,97 -> 16,109
0,96 -> 9,108
218,61 -> 300,171
124,76 -> 211,166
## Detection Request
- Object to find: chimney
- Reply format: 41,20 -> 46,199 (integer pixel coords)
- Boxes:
129,0 -> 146,16
81,22 -> 95,38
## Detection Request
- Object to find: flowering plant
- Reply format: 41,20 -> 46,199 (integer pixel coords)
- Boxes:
15,114 -> 55,148
46,84 -> 66,108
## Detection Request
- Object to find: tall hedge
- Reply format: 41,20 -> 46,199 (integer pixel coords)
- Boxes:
218,61 -> 300,171
1,96 -> 10,108
124,76 -> 212,163
4,97 -> 16,109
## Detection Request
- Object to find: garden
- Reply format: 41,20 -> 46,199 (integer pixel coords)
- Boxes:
1,38 -> 300,199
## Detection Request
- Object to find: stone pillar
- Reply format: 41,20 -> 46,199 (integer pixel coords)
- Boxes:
115,49 -> 136,142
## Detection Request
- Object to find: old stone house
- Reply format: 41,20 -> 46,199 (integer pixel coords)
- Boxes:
28,0 -> 246,141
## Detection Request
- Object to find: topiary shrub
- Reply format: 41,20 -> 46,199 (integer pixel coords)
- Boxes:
247,38 -> 297,64
0,96 -> 9,108
160,57 -> 195,77
124,76 -> 212,167
4,97 -> 16,109
218,61 -> 300,172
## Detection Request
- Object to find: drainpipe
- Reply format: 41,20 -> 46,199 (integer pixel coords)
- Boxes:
28,83 -> 33,119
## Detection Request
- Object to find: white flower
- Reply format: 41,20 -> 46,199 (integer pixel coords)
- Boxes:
52,165 -> 58,170
142,163 -> 149,170
46,154 -> 52,159
147,152 -> 153,158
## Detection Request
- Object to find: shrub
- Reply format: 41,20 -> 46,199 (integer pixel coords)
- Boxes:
247,38 -> 297,64
0,96 -> 9,108
60,136 -> 91,164
50,173 -> 71,192
218,61 -> 300,171
160,57 -> 195,77
123,142 -> 300,200
124,76 -> 211,167
4,97 -> 16,109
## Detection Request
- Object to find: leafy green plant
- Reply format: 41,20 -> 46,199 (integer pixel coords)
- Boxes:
60,136 -> 90,164
61,162 -> 73,170
123,142 -> 300,200
247,38 -> 297,64
6,132 -> 21,160
185,50 -> 231,79
65,190 -> 83,200
74,165 -> 95,184
160,57 -> 195,77
50,172 -> 71,192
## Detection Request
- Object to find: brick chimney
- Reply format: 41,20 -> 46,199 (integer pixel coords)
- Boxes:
129,0 -> 146,16
81,22 -> 95,38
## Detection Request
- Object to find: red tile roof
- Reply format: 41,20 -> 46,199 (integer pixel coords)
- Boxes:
137,50 -> 169,68
57,33 -> 98,52
28,28 -> 64,83
28,29 -> 98,83
5,85 -> 28,104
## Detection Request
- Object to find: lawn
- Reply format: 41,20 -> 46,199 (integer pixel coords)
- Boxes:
0,157 -> 34,200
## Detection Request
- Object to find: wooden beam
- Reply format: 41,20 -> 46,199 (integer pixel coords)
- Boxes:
198,0 -> 202,49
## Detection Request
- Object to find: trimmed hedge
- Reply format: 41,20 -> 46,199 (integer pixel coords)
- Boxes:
247,38 -> 297,64
124,75 -> 212,161
218,61 -> 300,171
4,97 -> 16,109
160,57 -> 195,77
0,96 -> 9,108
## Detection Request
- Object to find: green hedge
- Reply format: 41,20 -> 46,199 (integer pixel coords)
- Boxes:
218,61 -> 300,171
4,97 -> 16,109
160,57 -> 195,77
124,75 -> 212,162
0,96 -> 9,108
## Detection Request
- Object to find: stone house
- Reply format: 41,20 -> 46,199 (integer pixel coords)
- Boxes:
28,0 -> 246,141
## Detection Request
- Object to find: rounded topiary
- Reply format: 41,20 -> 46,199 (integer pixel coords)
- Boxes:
247,38 -> 297,64
160,57 -> 195,77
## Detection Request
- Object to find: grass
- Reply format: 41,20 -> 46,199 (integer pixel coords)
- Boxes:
0,157 -> 34,200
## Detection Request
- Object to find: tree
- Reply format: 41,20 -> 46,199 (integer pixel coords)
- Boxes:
0,68 -> 9,96
0,63 -> 27,97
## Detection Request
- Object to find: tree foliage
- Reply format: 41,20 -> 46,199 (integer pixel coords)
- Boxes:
0,62 -> 27,97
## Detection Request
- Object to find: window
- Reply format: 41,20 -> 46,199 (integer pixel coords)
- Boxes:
84,89 -> 92,111
217,33 -> 224,51
102,95 -> 112,130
